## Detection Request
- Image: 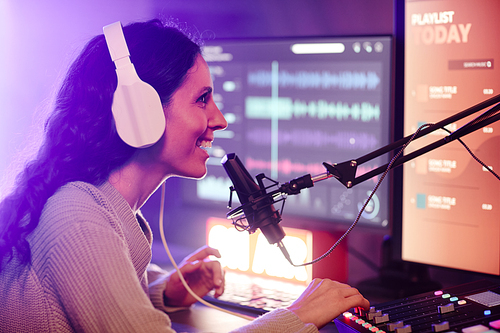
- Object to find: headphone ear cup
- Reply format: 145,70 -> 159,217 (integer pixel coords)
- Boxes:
103,21 -> 166,148
112,70 -> 166,148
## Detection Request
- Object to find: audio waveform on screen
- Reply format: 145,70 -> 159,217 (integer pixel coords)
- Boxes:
245,97 -> 380,121
247,70 -> 381,90
246,128 -> 379,150
246,157 -> 326,176
246,157 -> 380,184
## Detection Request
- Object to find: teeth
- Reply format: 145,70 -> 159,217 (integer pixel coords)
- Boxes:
197,140 -> 212,149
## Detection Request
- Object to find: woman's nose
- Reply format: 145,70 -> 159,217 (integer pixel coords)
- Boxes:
209,101 -> 228,131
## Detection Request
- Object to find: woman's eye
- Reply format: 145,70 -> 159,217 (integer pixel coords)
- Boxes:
197,92 -> 209,104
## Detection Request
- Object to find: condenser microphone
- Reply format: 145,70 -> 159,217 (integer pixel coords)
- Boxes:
221,153 -> 286,245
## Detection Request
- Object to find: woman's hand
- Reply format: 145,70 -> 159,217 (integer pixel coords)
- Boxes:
287,279 -> 370,329
163,246 -> 225,307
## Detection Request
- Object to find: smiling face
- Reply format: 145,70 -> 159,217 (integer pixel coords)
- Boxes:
151,54 -> 227,179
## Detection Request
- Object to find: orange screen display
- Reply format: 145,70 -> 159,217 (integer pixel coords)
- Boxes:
403,0 -> 500,275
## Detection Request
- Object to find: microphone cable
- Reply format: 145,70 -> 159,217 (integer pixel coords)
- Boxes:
280,121 -> 500,267
281,123 -> 433,267
442,127 -> 500,181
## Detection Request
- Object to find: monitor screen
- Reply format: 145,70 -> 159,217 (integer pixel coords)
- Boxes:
402,0 -> 500,275
181,35 -> 394,229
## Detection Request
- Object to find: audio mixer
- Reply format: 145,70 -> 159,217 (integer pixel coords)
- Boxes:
335,280 -> 500,333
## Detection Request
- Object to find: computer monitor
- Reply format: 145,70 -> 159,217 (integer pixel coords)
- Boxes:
180,34 -> 394,231
401,0 -> 500,276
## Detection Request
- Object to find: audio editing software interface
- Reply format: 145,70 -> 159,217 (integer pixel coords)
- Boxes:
184,35 -> 393,227
402,0 -> 500,275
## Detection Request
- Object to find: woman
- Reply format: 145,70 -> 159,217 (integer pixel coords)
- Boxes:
0,19 -> 369,332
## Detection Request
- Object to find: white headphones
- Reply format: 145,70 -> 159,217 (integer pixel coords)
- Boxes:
103,21 -> 165,148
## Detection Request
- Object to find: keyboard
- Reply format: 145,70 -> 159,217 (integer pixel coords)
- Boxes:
204,271 -> 306,314
335,279 -> 500,333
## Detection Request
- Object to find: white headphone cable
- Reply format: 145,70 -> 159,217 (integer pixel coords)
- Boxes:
158,181 -> 253,321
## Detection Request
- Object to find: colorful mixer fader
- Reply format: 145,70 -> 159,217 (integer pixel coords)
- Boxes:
335,280 -> 500,333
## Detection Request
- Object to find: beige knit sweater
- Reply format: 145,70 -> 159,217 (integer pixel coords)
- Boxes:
0,181 -> 317,333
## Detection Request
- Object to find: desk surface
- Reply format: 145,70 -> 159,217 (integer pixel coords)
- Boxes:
169,302 -> 340,333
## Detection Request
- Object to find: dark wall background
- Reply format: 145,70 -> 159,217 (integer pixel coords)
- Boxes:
153,0 -> 394,38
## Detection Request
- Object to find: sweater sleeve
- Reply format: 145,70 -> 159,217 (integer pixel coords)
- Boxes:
231,308 -> 318,333
148,264 -> 170,310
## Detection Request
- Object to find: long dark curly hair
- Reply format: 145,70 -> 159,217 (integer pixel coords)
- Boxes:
0,19 -> 201,271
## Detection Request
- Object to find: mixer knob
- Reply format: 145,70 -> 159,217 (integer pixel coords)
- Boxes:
432,321 -> 450,332
367,309 -> 383,320
374,313 -> 390,324
395,324 -> 412,333
438,303 -> 455,314
387,321 -> 404,331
